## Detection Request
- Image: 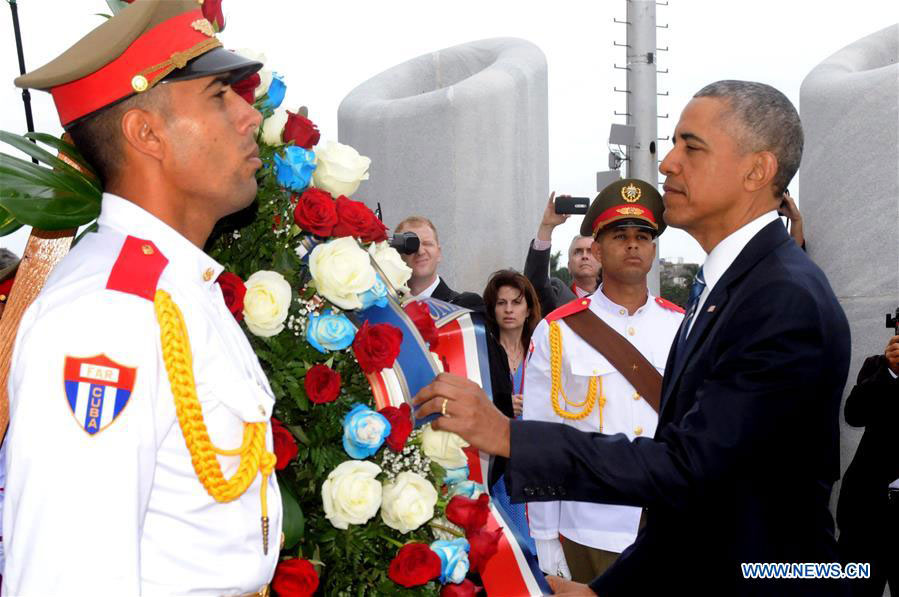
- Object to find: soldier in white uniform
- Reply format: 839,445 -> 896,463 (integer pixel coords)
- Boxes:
523,179 -> 684,583
4,1 -> 281,594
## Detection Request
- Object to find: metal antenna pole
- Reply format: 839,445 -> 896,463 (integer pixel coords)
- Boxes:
7,1 -> 37,139
625,0 -> 667,294
625,0 -> 659,188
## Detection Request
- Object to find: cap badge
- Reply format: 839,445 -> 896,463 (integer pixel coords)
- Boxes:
191,18 -> 216,37
131,75 -> 149,93
621,183 -> 642,203
616,207 -> 643,216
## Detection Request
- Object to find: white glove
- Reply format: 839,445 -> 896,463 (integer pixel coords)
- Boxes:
535,538 -> 571,580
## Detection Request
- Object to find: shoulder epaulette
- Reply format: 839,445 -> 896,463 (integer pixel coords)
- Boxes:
655,296 -> 685,314
106,236 -> 168,301
546,297 -> 591,322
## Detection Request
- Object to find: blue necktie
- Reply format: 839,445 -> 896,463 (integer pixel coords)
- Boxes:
676,266 -> 706,352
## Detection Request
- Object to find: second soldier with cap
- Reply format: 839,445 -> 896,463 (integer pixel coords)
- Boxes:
4,1 -> 281,594
523,178 -> 684,582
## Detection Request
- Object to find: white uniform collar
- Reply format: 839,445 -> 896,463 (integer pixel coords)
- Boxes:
97,193 -> 225,289
591,283 -> 653,316
700,210 -> 779,298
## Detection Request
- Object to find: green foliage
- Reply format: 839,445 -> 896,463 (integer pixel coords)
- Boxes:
0,131 -> 101,233
549,249 -> 572,284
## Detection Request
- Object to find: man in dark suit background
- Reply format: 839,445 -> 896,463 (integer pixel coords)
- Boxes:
523,193 -> 601,315
394,216 -> 484,311
414,80 -> 851,596
837,332 -> 899,596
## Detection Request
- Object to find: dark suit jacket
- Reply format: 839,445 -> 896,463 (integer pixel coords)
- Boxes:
522,240 -> 576,315
507,221 -> 851,596
836,355 -> 899,544
431,278 -> 485,313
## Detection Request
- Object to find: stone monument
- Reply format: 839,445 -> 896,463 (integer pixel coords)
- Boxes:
338,38 -> 549,295
800,23 -> 899,518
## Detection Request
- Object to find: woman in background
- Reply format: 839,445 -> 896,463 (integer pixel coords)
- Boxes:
482,269 -> 542,556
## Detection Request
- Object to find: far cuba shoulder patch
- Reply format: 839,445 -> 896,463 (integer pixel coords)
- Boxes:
63,355 -> 136,435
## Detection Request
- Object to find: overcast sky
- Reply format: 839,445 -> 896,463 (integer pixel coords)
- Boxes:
1,1 -> 894,262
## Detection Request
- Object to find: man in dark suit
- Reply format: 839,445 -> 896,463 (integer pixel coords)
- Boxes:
414,80 -> 851,596
523,193 -> 600,315
394,216 -> 484,311
837,332 -> 899,596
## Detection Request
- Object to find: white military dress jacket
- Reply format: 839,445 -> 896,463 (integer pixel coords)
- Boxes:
3,194 -> 281,596
523,288 -> 683,553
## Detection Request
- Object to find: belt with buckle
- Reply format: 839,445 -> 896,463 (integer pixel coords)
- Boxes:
240,586 -> 270,597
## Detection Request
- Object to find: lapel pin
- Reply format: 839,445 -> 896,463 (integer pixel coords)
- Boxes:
707,305 -> 716,313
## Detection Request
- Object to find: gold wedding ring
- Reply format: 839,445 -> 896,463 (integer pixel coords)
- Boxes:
441,398 -> 449,417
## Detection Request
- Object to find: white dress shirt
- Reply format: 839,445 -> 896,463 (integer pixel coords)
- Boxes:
688,211 -> 779,335
523,287 -> 683,552
3,194 -> 281,596
413,275 -> 441,298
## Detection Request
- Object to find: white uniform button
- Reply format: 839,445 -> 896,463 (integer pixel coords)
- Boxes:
634,425 -> 644,436
619,309 -> 626,316
628,327 -> 636,336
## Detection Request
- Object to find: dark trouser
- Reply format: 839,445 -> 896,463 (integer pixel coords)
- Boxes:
560,537 -> 620,584
838,494 -> 898,597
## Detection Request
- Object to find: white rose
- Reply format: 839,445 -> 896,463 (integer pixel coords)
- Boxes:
309,237 -> 376,310
321,460 -> 382,530
243,270 -> 292,337
380,472 -> 438,533
368,241 -> 412,293
312,140 -> 371,198
261,108 -> 288,146
234,48 -> 272,98
421,424 -> 469,469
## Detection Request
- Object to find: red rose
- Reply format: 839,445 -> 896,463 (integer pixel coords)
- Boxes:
352,321 -> 403,374
388,542 -> 442,588
332,196 -> 388,243
304,363 -> 342,404
270,417 -> 299,471
293,188 -> 338,237
445,494 -> 490,533
284,111 -> 321,150
404,300 -> 439,348
272,558 -> 319,597
467,527 -> 502,575
216,271 -> 246,321
232,72 -> 260,104
378,403 -> 413,452
201,0 -> 225,31
440,579 -> 480,596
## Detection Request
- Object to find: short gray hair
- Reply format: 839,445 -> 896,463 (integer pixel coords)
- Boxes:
568,234 -> 592,257
694,80 -> 802,196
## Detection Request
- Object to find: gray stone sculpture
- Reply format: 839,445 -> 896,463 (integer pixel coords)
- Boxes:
800,23 -> 899,515
338,38 -> 549,297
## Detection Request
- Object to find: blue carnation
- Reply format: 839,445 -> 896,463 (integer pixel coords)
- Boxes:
306,310 -> 356,353
342,403 -> 391,459
274,146 -> 316,192
444,465 -> 470,486
261,72 -> 286,111
358,275 -> 388,310
430,538 -> 470,584
449,480 -> 485,499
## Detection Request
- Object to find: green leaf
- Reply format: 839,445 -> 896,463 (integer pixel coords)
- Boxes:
0,205 -> 23,237
278,478 -> 304,549
0,192 -> 99,230
1,132 -> 101,195
23,132 -> 99,179
0,152 -> 101,201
